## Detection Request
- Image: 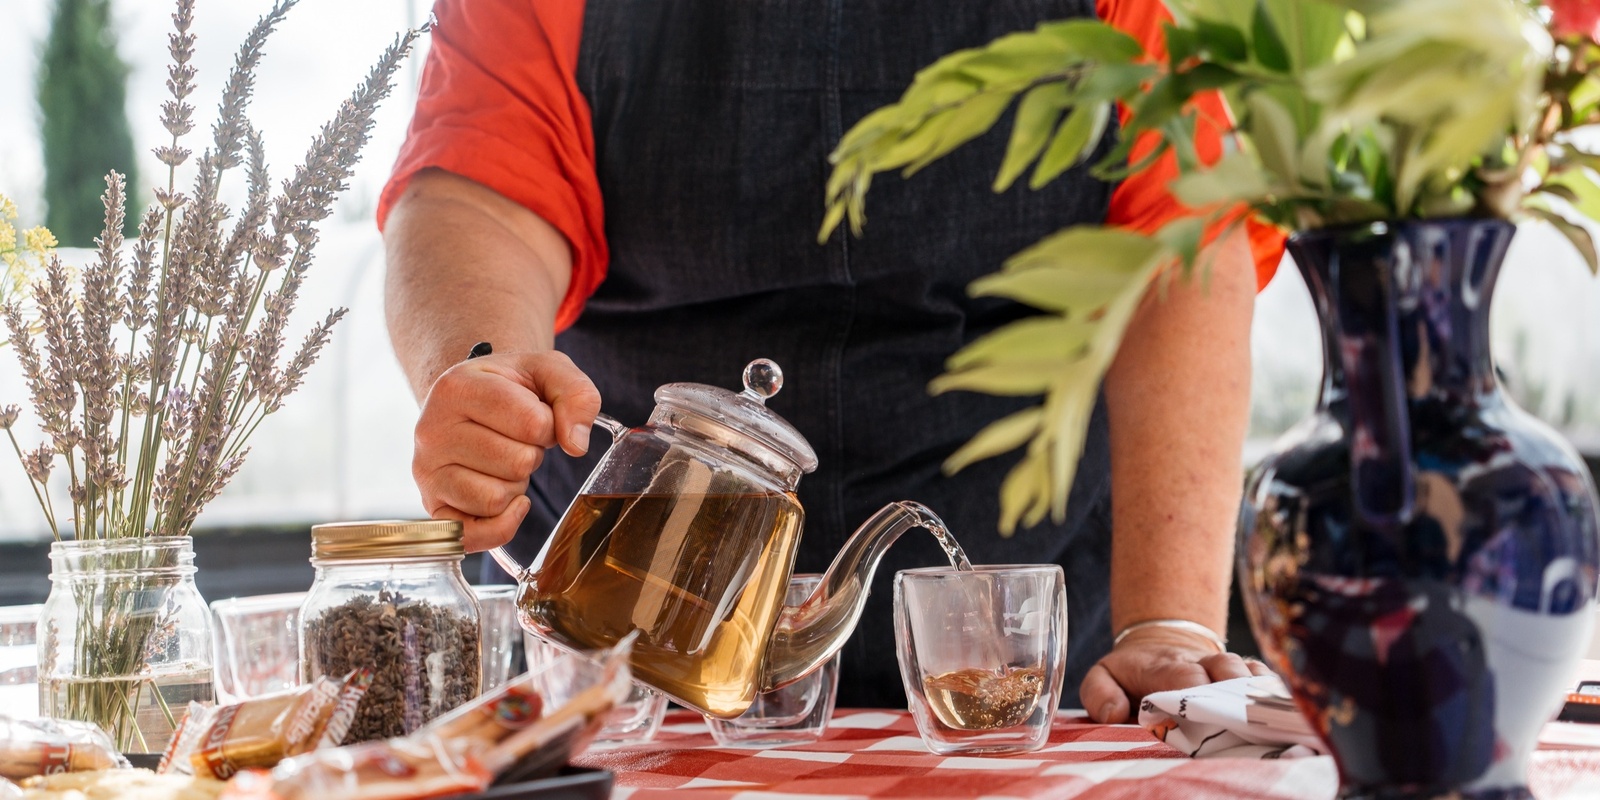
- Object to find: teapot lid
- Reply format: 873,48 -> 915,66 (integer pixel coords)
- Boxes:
654,359 -> 819,474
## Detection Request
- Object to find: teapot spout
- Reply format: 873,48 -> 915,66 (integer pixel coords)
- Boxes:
761,501 -> 963,691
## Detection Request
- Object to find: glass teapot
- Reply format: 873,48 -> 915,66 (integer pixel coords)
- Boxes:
490,359 -> 957,719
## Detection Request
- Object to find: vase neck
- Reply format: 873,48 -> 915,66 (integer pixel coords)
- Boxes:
1291,219 -> 1512,407
1287,219 -> 1515,531
48,536 -> 196,580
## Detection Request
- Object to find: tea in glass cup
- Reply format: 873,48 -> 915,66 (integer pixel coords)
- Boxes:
894,564 -> 1066,755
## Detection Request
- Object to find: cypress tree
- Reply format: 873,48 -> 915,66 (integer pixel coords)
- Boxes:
37,0 -> 138,246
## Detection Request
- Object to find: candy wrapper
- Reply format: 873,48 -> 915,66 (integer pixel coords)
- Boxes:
222,635 -> 635,800
162,669 -> 372,778
0,717 -> 129,781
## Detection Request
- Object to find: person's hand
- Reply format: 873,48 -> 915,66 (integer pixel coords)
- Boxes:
1080,625 -> 1271,724
413,350 -> 601,552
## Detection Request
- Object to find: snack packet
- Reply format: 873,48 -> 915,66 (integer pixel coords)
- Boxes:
0,717 -> 129,781
162,669 -> 372,779
220,737 -> 489,800
222,636 -> 635,800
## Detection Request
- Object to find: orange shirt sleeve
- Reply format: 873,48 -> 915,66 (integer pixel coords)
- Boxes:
1097,0 -> 1286,290
377,0 -> 605,332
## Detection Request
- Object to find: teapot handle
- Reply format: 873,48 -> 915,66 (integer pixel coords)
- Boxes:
487,412 -> 629,579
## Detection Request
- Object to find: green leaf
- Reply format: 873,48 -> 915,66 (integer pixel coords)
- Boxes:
1193,18 -> 1250,63
1004,226 -> 1167,275
905,91 -> 1015,176
1169,152 -> 1272,208
928,360 -> 1061,396
1243,90 -> 1300,186
1035,19 -> 1146,63
1177,63 -> 1243,95
943,406 -> 1045,474
996,450 -> 1050,535
956,32 -> 1073,84
994,83 -> 1074,192
946,316 -> 1096,370
1258,0 -> 1349,73
1030,101 -> 1111,189
1251,1 -> 1290,72
1129,76 -> 1186,133
1043,361 -> 1102,522
1544,167 -> 1600,223
1526,206 -> 1600,275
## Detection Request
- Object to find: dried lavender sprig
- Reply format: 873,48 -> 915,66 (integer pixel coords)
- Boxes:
212,1 -> 295,169
80,175 -> 131,536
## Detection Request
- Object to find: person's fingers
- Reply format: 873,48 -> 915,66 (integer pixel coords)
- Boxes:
1199,652 -> 1254,683
415,418 -> 544,483
420,463 -> 529,520
426,361 -> 557,448
1080,662 -> 1131,724
1244,657 -> 1272,677
510,351 -> 602,457
432,495 -> 532,553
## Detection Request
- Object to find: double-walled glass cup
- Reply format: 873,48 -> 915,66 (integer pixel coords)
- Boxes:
894,565 -> 1067,755
706,574 -> 840,747
525,633 -> 667,746
210,592 -> 304,703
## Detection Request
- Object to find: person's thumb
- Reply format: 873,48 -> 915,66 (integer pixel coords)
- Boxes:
1081,662 -> 1130,724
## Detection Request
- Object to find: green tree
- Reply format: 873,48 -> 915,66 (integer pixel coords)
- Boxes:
37,0 -> 137,246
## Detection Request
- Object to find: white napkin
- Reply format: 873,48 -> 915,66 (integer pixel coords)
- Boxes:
1137,675 -> 1327,759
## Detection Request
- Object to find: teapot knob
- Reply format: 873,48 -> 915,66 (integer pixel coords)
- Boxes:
741,359 -> 784,404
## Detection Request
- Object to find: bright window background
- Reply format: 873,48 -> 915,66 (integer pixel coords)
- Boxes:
0,0 -> 1596,542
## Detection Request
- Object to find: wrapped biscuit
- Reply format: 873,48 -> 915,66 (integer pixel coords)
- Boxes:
162,669 -> 372,779
220,736 -> 488,800
0,717 -> 128,781
223,636 -> 636,800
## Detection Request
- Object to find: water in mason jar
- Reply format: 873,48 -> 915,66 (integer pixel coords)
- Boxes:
522,491 -> 803,719
41,667 -> 214,753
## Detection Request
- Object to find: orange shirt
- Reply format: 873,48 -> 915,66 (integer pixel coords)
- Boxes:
379,0 -> 1285,332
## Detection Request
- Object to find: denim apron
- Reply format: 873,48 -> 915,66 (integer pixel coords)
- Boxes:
503,0 -> 1119,709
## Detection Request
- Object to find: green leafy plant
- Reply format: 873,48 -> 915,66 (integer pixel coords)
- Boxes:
823,0 -> 1600,533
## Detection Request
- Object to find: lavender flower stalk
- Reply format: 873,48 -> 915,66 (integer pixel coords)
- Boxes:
5,0 -> 422,542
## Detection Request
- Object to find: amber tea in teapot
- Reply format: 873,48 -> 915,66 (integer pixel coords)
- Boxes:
520,490 -> 803,717
497,359 -> 973,720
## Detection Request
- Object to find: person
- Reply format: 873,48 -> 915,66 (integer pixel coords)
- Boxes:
379,0 -> 1284,723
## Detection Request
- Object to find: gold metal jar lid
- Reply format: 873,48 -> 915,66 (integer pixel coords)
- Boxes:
310,519 -> 465,560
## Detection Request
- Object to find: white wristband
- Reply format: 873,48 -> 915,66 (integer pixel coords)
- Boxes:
1113,619 -> 1227,654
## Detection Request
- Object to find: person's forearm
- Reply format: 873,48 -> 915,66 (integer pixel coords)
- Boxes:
383,168 -> 573,400
1103,228 -> 1256,638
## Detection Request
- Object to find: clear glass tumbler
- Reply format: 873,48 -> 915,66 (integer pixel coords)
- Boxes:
473,585 -> 522,691
210,592 -> 304,703
0,604 -> 41,717
894,564 -> 1067,755
706,574 -> 839,747
525,632 -> 667,746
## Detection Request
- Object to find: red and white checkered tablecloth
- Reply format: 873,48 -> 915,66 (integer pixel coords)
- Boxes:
572,710 -> 1600,799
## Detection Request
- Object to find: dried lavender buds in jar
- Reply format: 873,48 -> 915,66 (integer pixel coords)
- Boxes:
300,520 -> 482,744
302,590 -> 480,742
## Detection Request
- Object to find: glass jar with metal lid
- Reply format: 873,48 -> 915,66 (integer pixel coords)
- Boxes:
299,520 -> 481,742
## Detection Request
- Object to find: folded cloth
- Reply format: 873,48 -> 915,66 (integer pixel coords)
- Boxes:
1138,675 -> 1328,759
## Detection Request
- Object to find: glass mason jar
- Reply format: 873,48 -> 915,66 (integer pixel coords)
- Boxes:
299,520 -> 481,743
38,536 -> 215,754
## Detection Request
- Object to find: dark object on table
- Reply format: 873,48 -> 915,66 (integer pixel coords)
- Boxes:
123,753 -> 162,770
443,767 -> 611,800
1238,219 -> 1600,800
1557,682 -> 1600,724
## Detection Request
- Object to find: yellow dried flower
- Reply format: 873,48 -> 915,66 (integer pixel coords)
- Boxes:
22,227 -> 57,255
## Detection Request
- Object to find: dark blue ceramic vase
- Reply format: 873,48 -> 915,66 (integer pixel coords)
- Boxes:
1238,218 -> 1600,799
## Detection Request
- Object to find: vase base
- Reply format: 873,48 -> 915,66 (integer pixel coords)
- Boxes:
1339,786 -> 1531,800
